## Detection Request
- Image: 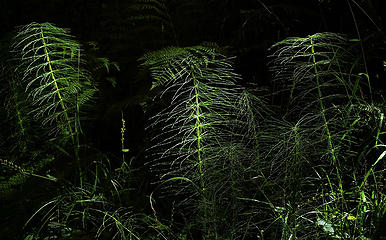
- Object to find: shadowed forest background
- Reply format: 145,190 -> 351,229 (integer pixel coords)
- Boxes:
0,0 -> 385,239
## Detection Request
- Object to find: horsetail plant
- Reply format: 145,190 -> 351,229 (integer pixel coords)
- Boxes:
265,32 -> 385,239
142,45 -> 248,238
269,33 -> 358,194
11,22 -> 97,185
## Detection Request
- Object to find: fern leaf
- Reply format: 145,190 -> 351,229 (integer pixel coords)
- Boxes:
12,22 -> 97,140
140,46 -> 217,90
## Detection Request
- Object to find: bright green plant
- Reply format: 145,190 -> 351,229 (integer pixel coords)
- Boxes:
256,32 -> 386,239
9,22 -> 97,185
12,22 -> 97,143
142,45 -> 252,238
0,22 -> 102,237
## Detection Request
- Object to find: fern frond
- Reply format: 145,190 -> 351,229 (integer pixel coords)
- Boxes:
128,0 -> 178,46
140,45 -> 217,90
12,22 -> 97,140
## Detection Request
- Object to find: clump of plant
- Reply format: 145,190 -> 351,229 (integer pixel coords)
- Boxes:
142,33 -> 385,239
251,32 -> 386,239
141,45 -> 275,239
0,22 -> 98,184
0,22 -> 99,238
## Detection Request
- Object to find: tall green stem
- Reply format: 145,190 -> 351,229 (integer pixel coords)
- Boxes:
40,27 -> 74,139
310,36 -> 343,194
193,77 -> 208,237
40,26 -> 82,186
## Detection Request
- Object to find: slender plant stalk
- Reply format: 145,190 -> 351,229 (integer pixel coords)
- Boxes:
0,159 -> 56,182
310,36 -> 343,195
192,76 -> 208,236
40,27 -> 74,139
143,46 -> 242,238
39,26 -> 83,187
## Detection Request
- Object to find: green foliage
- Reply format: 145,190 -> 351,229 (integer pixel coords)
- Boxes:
255,32 -> 386,239
0,157 -> 55,201
0,18 -> 384,240
139,46 -> 218,89
143,45 -> 247,238
0,35 -> 34,155
12,22 -> 97,142
0,23 -> 99,208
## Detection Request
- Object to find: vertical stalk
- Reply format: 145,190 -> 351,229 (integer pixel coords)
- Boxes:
40,27 -> 74,139
40,26 -> 82,186
346,0 -> 372,103
310,36 -> 343,194
244,92 -> 260,150
14,93 -> 26,136
193,77 -> 208,237
121,110 -> 130,163
74,95 -> 82,188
